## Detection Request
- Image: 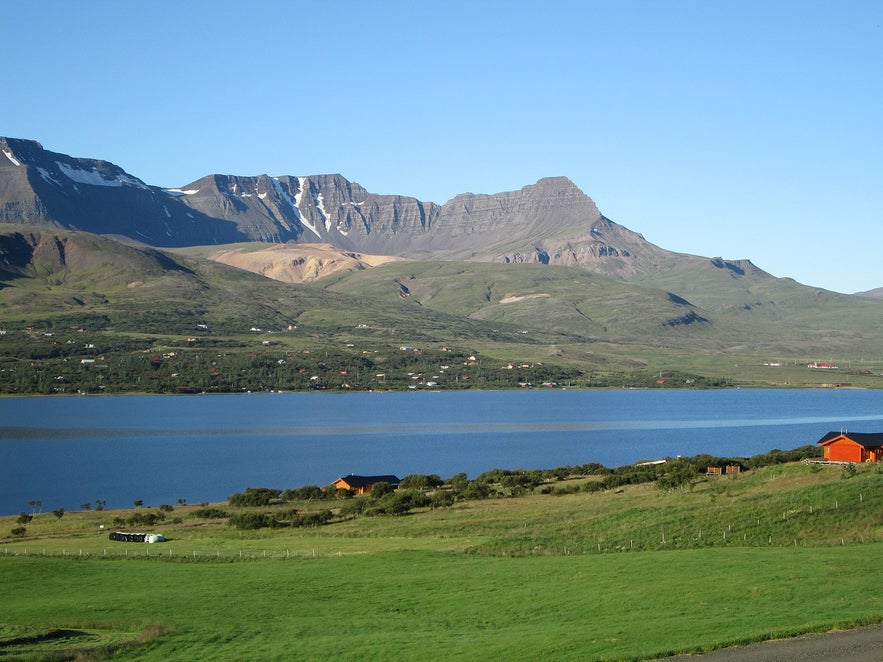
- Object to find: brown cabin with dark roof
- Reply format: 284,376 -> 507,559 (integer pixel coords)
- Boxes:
817,432 -> 883,463
330,474 -> 401,495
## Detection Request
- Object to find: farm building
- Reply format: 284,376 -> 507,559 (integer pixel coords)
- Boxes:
331,474 -> 401,495
816,431 -> 883,463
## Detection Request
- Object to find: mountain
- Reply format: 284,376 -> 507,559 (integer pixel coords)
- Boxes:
1,137 -> 733,283
0,137 -> 254,246
5,136 -> 883,365
855,287 -> 883,299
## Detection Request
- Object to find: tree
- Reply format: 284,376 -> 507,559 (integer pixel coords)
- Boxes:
369,481 -> 394,499
448,472 -> 469,491
17,512 -> 33,525
228,487 -> 282,507
228,512 -> 276,530
52,508 -> 65,519
81,502 -> 92,511
656,459 -> 698,491
400,474 -> 444,490
133,499 -> 143,508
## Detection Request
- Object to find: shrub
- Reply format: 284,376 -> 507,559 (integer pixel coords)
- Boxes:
228,512 -> 277,530
292,510 -> 333,527
430,491 -> 455,508
369,482 -> 394,499
447,473 -> 469,490
192,507 -> 228,519
11,526 -> 26,537
126,511 -> 164,527
281,485 -> 325,501
461,480 -> 494,500
656,458 -> 699,491
338,499 -> 367,517
400,474 -> 444,490
228,487 -> 282,507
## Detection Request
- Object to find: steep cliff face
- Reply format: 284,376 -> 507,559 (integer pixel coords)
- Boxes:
172,172 -> 442,253
0,137 -> 247,246
0,137 -> 762,286
424,178 -> 676,280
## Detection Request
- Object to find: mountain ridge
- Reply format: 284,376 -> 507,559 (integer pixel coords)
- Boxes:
1,136 -> 770,286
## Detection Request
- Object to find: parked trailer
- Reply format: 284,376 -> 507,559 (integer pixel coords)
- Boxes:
109,531 -> 165,543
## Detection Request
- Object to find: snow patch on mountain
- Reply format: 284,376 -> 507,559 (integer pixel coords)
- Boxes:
3,149 -> 22,166
55,161 -> 147,190
295,177 -> 321,239
316,192 -> 331,232
37,167 -> 64,188
164,188 -> 199,197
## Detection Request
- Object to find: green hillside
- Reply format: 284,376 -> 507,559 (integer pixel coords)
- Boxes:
2,225 -> 883,393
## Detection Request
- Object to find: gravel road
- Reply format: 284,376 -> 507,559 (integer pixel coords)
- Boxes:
656,623 -> 883,661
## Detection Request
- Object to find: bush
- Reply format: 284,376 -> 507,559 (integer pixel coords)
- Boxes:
282,485 -> 325,501
126,511 -> 164,527
400,474 -> 444,490
228,512 -> 277,530
11,526 -> 26,537
447,473 -> 469,490
369,482 -> 394,499
338,499 -> 367,517
430,491 -> 455,508
461,480 -> 494,500
228,487 -> 282,507
192,507 -> 228,519
656,459 -> 698,491
292,510 -> 333,527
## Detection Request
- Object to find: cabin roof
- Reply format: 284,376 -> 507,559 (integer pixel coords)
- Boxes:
817,431 -> 883,448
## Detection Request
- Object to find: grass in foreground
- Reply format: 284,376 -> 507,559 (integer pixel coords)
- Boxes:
1,546 -> 881,661
1,461 -> 881,660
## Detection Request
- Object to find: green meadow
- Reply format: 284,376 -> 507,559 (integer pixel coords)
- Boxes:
2,462 -> 881,660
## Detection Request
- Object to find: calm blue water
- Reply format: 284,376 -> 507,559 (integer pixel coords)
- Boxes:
1,389 -> 882,515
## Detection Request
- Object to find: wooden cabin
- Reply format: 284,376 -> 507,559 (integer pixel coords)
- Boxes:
330,474 -> 401,495
816,432 -> 883,463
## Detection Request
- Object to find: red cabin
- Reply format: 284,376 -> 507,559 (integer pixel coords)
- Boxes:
816,432 -> 883,463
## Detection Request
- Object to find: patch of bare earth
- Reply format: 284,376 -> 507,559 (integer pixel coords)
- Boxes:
499,293 -> 551,304
209,244 -> 404,283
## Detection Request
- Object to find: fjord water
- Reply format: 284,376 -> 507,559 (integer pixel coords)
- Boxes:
2,389 -> 882,515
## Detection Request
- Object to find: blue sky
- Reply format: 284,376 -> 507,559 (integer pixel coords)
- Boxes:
3,1 -> 881,293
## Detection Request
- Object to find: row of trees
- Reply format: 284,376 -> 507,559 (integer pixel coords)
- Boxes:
221,446 -> 826,531
8,446 -> 825,539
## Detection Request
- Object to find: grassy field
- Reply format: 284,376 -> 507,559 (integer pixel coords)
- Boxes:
2,546 -> 881,661
2,461 -> 881,660
5,226 -> 883,395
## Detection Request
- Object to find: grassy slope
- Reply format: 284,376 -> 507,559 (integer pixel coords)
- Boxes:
1,462 -> 881,660
4,226 -> 883,390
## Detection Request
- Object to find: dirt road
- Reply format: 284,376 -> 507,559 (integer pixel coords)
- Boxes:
656,623 -> 883,661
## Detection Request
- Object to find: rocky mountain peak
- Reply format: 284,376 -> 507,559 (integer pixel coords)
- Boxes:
0,137 -> 774,287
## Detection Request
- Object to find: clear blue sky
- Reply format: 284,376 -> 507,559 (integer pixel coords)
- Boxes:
3,1 -> 881,293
